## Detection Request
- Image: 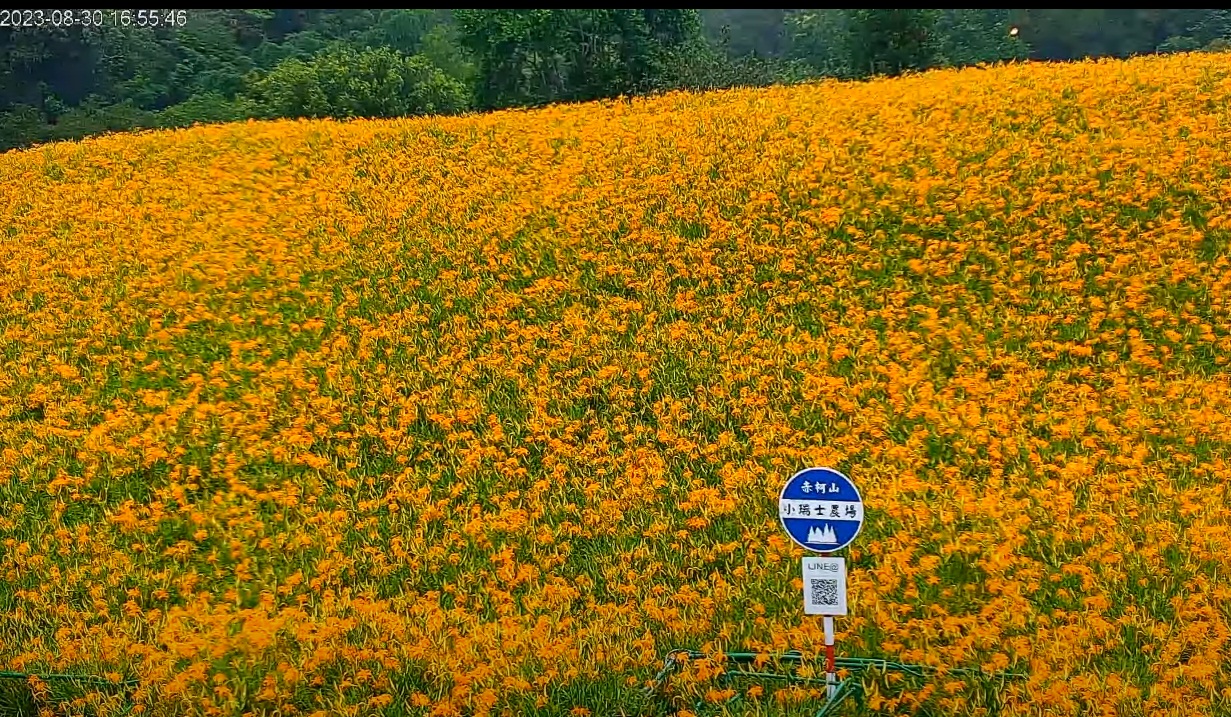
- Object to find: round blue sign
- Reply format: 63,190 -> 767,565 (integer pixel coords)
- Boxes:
778,467 -> 864,553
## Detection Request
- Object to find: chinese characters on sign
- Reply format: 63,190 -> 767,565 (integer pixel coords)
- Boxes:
777,467 -> 864,553
779,467 -> 863,701
779,500 -> 862,520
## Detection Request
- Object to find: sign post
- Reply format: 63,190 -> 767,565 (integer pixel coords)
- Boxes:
649,466 -> 1024,712
778,467 -> 863,702
650,466 -> 1022,712
825,613 -> 835,699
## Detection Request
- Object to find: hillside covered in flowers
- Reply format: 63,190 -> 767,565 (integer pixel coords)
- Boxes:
2,52 -> 1230,716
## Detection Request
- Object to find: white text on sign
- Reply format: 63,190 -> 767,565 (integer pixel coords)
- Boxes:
779,499 -> 863,521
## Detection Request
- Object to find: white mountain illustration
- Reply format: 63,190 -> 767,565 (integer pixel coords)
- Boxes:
806,524 -> 838,544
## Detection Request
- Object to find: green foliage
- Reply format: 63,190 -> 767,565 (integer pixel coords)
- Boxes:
155,92 -> 265,128
0,9 -> 471,151
247,56 -> 326,118
666,33 -> 811,91
417,24 -> 478,90
252,31 -> 327,68
701,10 -> 791,59
1157,36 -> 1203,54
51,97 -> 155,138
846,9 -> 940,78
249,45 -> 469,120
169,12 -> 259,100
934,10 -> 1030,67
787,10 -> 854,78
1206,37 -> 1231,52
455,9 -> 702,108
0,96 -> 165,150
4,8 -> 1231,152
357,10 -> 453,56
1158,10 -> 1231,54
789,9 -> 1029,79
0,104 -> 47,151
1190,11 -> 1231,45
1007,10 -> 1227,60
0,679 -> 36,717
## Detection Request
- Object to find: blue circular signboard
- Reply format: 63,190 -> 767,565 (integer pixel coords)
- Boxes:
778,467 -> 864,553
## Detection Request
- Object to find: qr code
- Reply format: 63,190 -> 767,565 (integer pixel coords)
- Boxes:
810,578 -> 839,606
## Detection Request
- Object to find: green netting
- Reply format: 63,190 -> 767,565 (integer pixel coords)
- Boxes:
645,648 -> 1027,716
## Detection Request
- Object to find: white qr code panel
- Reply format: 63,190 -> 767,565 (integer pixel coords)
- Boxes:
810,578 -> 840,606
802,557 -> 847,615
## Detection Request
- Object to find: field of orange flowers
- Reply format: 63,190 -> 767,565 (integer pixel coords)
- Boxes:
2,51 -> 1231,717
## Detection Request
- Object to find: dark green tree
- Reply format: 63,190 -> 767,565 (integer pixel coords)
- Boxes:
662,30 -> 809,91
454,9 -> 701,108
155,92 -> 264,128
417,23 -> 478,91
357,10 -> 454,55
47,96 -> 155,140
248,44 -> 469,120
1159,9 -> 1231,53
8,8 -> 1231,154
0,104 -> 48,150
846,9 -> 940,77
786,9 -> 854,78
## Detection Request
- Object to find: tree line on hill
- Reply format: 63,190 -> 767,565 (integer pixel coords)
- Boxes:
2,9 -> 1230,152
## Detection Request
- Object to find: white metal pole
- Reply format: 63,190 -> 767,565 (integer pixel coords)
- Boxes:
823,615 -> 836,699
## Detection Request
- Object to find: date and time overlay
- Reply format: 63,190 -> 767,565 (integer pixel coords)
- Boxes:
2,9 -> 189,29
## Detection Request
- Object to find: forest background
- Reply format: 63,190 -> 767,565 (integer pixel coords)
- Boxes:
3,9 -> 1231,152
